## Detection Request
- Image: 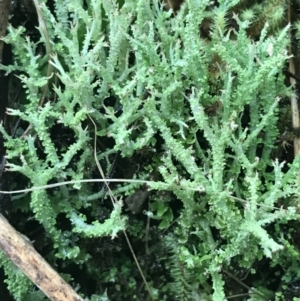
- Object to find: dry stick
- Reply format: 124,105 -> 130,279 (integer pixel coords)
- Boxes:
223,269 -> 267,301
138,201 -> 151,295
145,201 -> 151,256
0,0 -> 10,62
226,293 -> 258,299
88,115 -> 155,301
288,4 -> 300,157
88,115 -> 114,202
0,178 -> 161,194
0,182 -> 285,213
0,214 -> 84,301
101,152 -> 118,199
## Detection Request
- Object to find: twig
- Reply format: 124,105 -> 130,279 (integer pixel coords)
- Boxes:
0,214 -> 84,301
101,150 -> 120,202
226,293 -> 255,299
0,178 -> 170,194
288,4 -> 300,157
223,269 -> 267,301
88,115 -> 154,301
0,0 -> 10,62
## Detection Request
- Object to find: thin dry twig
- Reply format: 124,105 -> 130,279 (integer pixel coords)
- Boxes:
0,178 -> 168,194
0,181 -> 289,213
223,269 -> 267,301
88,115 -> 155,301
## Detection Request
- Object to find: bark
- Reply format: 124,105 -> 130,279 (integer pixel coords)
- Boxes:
0,0 -> 10,61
